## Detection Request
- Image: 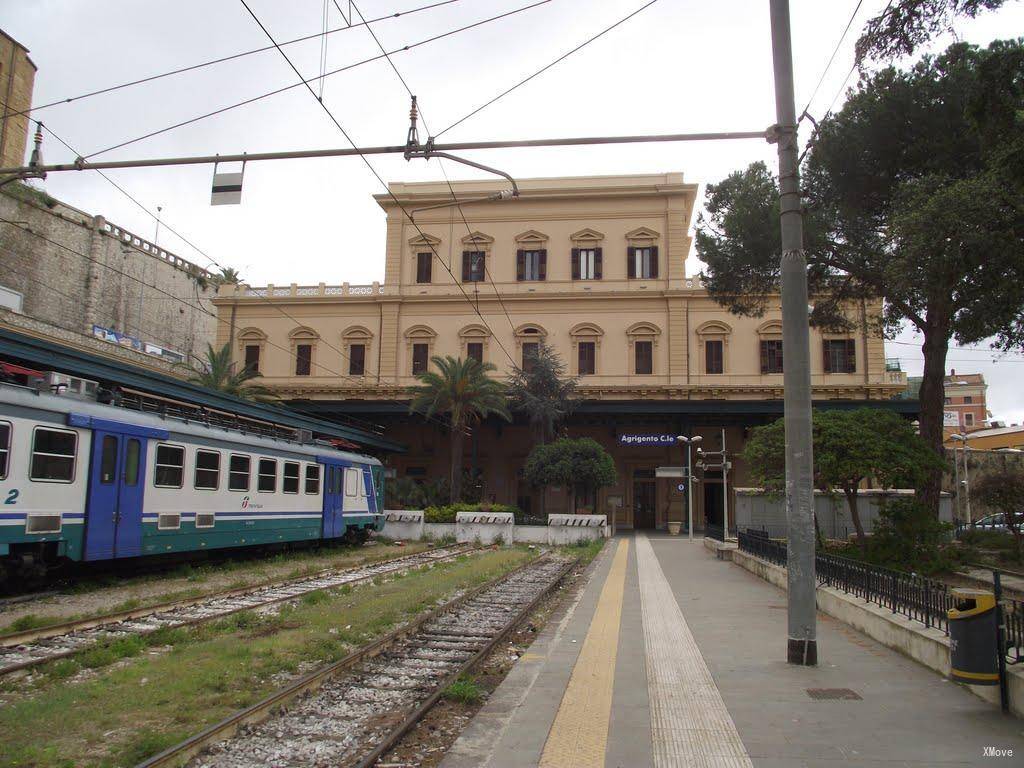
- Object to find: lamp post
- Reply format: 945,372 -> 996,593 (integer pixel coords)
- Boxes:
952,433 -> 972,522
676,435 -> 703,540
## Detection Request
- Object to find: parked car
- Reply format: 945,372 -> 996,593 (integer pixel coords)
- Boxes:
971,513 -> 1012,534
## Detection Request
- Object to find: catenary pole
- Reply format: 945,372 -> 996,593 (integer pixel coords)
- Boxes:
769,0 -> 817,666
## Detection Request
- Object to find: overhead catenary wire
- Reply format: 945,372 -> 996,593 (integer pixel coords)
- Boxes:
434,0 -> 661,139
798,0 -> 865,121
236,0 -> 519,370
84,0 -> 554,159
3,0 -> 469,123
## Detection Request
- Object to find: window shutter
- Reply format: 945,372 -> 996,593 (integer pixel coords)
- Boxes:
462,251 -> 471,282
516,249 -> 525,281
823,340 -> 832,373
571,248 -> 580,280
538,249 -> 547,280
627,246 -> 636,278
595,247 -> 603,279
760,341 -> 769,374
846,340 -> 856,373
650,245 -> 659,278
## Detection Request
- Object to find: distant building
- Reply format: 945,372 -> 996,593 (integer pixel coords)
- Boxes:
0,29 -> 37,169
905,368 -> 989,437
943,424 -> 1024,451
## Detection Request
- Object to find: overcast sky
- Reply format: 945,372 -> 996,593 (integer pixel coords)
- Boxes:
4,0 -> 1024,422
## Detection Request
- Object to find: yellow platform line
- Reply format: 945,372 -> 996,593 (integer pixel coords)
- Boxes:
539,538 -> 629,768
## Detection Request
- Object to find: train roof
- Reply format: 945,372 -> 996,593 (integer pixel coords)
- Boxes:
0,383 -> 381,466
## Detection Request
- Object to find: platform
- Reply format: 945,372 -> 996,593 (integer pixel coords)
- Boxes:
441,533 -> 1024,768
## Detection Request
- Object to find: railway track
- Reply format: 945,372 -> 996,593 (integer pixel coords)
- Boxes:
0,544 -> 476,677
139,552 -> 577,768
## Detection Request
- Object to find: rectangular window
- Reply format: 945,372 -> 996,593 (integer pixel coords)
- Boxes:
705,340 -> 724,374
467,342 -> 483,364
295,344 -> 312,376
522,342 -> 539,373
944,397 -> 952,405
823,339 -> 856,374
416,252 -> 432,283
0,421 -> 10,480
462,251 -> 485,282
965,413 -> 975,426
576,248 -> 599,280
635,340 -> 653,375
194,450 -> 220,490
349,343 -> 366,376
305,464 -> 321,494
154,444 -> 184,488
229,454 -> 251,491
30,427 -> 77,483
578,342 -> 596,375
761,340 -> 784,374
258,458 -> 277,492
99,435 -> 118,485
244,344 -> 260,374
283,461 -> 300,494
412,343 -> 429,375
518,249 -> 546,281
630,246 -> 658,279
124,439 -> 141,486
964,396 -> 973,404
195,511 -> 215,529
345,467 -> 360,497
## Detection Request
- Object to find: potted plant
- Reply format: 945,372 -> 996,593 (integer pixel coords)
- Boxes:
667,520 -> 682,535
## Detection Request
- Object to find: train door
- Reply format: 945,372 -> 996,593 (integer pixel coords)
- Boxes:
83,429 -> 148,560
343,466 -> 370,516
320,461 -> 344,539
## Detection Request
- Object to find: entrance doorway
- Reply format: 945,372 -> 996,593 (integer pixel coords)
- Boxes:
703,481 -> 724,528
633,470 -> 657,529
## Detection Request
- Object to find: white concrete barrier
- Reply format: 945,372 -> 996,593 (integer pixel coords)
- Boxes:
514,525 -> 549,544
382,510 -> 424,541
456,511 -> 514,544
547,514 -> 607,545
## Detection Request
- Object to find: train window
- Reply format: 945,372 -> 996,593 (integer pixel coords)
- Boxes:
331,467 -> 341,494
195,512 -> 215,529
158,513 -> 181,530
229,454 -> 251,492
283,461 -> 300,494
30,427 -> 77,483
344,467 -> 360,497
125,439 -> 141,486
0,421 -> 10,480
305,464 -> 321,494
99,436 -> 118,484
154,444 -> 185,488
194,450 -> 220,490
258,458 -> 277,492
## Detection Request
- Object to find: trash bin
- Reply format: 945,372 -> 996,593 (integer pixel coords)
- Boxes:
948,588 -> 998,686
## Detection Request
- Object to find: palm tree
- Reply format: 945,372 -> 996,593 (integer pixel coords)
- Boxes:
188,343 -> 277,402
213,267 -> 242,285
506,340 -> 578,444
409,355 -> 510,503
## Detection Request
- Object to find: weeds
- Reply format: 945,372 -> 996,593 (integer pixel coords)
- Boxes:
443,675 -> 483,705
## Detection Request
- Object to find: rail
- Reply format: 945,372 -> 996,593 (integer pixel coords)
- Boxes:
736,528 -> 1023,664
704,523 -> 726,542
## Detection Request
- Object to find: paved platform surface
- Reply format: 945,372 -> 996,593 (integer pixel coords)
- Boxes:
441,533 -> 1024,767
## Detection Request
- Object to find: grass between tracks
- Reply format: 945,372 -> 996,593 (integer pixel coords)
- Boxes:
0,540 -> 434,637
0,547 -> 534,768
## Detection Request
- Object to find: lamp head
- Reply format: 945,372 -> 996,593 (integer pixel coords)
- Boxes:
693,435 -> 703,443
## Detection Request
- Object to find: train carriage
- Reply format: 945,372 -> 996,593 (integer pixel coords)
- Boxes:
0,382 -> 384,580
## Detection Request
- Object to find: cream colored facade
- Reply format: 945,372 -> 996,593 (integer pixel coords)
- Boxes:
213,173 -> 909,530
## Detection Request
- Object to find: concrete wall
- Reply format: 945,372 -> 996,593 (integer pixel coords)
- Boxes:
381,511 -> 608,545
732,548 -> 1024,719
0,186 -> 217,367
734,489 -> 954,539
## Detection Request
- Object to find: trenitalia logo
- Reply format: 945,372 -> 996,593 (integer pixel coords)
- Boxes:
241,496 -> 250,509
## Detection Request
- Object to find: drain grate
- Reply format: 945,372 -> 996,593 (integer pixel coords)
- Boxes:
806,688 -> 862,700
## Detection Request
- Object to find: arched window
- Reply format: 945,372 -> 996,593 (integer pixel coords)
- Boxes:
404,325 -> 437,377
237,327 -> 267,375
342,325 -> 373,377
288,327 -> 320,377
757,320 -> 784,374
514,324 -> 548,372
695,320 -> 732,375
458,323 -> 491,365
569,323 -> 604,376
626,322 -> 661,375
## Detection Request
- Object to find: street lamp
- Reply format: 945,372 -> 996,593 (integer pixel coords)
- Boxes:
676,435 -> 702,540
951,433 -> 972,522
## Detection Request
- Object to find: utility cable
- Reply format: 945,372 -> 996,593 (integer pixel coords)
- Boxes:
434,0 -> 659,139
85,0 -> 553,159
798,0 -> 864,122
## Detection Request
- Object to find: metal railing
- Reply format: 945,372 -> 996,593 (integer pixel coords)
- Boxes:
736,528 -> 1023,663
704,523 -> 725,542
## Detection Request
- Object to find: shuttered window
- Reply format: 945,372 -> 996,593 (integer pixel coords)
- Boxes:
467,342 -> 483,364
416,252 -> 432,283
244,344 -> 260,374
823,339 -> 856,374
635,341 -> 653,375
760,340 -> 784,374
517,249 -> 547,281
295,344 -> 312,376
462,251 -> 485,282
628,246 -> 658,279
572,247 -> 601,280
412,343 -> 429,375
349,343 -> 366,375
705,340 -> 724,374
578,342 -> 596,375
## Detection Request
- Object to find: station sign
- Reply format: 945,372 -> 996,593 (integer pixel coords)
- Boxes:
618,433 -> 677,447
655,466 -> 688,478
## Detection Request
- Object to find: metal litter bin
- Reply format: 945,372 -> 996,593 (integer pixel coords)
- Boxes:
948,588 -> 998,686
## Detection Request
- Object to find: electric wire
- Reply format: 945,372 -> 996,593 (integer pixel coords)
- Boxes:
4,0 -> 468,123
84,0 -> 553,159
434,0 -> 660,139
237,0 -> 519,370
798,0 -> 865,121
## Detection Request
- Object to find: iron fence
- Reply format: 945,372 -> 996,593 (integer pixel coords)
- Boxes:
705,523 -> 725,542
737,528 -> 1023,664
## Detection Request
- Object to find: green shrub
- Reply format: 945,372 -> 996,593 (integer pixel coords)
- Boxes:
443,674 -> 483,705
863,498 -> 957,574
424,502 -> 522,523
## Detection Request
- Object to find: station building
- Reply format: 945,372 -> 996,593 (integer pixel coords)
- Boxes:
213,173 -> 911,531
